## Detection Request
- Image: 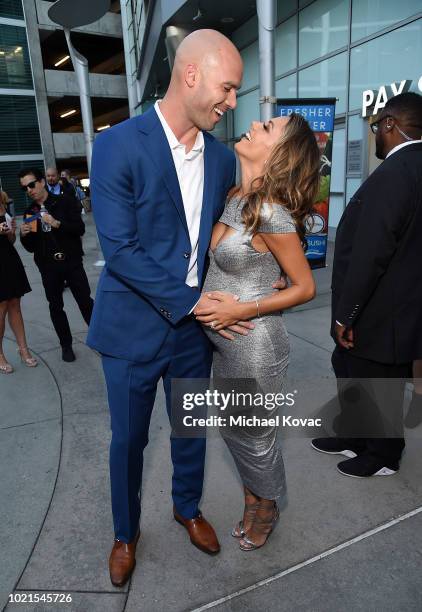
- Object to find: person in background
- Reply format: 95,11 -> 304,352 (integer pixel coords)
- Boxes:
1,187 -> 12,213
74,180 -> 88,214
0,195 -> 37,373
46,166 -> 75,198
312,92 -> 422,477
60,168 -> 74,184
19,167 -> 94,363
60,169 -> 84,213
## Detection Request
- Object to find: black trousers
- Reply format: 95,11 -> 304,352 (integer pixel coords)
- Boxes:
331,347 -> 411,465
38,258 -> 94,347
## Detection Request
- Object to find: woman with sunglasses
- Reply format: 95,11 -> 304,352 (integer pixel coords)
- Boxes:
0,192 -> 37,373
194,113 -> 320,550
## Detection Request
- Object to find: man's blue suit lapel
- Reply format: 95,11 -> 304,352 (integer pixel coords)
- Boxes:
137,107 -> 189,237
137,108 -> 220,282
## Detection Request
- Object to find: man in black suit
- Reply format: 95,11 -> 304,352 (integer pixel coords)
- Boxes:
46,166 -> 78,200
312,92 -> 422,477
19,167 -> 94,362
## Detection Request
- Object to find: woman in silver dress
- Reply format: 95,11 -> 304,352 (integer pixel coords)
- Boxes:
194,113 -> 320,551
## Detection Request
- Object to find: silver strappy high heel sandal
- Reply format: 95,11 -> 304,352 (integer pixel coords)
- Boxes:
239,502 -> 280,551
231,501 -> 260,538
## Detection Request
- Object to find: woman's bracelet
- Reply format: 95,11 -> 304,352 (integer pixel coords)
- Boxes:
255,299 -> 261,319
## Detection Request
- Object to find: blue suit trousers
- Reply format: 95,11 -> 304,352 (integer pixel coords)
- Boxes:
102,316 -> 212,542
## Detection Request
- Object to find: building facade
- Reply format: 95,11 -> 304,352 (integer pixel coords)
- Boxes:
121,0 -> 422,230
0,0 -> 44,213
1,0 -> 129,213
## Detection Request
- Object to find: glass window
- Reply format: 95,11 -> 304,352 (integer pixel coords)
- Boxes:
349,18 -> 422,111
239,41 -> 259,93
0,0 -> 23,20
275,15 -> 297,75
275,73 -> 297,98
0,25 -> 32,89
233,89 -> 260,138
299,52 -> 348,114
351,0 -> 421,42
299,0 -> 348,65
277,0 -> 297,22
0,159 -> 44,215
347,113 -> 364,141
0,96 -> 42,155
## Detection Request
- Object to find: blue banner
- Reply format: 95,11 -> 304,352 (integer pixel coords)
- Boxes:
278,104 -> 335,132
276,98 -> 337,269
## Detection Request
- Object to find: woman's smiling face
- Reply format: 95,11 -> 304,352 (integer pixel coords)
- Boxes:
235,117 -> 290,163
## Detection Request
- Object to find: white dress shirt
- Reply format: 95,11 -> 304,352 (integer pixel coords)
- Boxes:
48,182 -> 61,195
386,139 -> 422,158
154,100 -> 204,288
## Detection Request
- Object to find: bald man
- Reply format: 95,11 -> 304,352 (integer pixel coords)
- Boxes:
46,166 -> 76,199
87,30 -> 244,585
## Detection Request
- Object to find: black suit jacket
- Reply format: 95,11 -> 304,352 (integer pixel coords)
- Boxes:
331,142 -> 422,364
21,191 -> 85,266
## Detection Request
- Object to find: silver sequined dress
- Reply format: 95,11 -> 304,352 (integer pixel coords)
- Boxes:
203,196 -> 297,500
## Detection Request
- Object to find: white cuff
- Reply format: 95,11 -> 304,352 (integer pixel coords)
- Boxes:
189,298 -> 201,315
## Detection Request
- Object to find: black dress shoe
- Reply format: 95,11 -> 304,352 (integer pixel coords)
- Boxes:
337,453 -> 399,478
62,345 -> 76,362
311,437 -> 364,458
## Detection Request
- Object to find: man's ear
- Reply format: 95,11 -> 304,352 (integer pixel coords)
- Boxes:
185,63 -> 198,88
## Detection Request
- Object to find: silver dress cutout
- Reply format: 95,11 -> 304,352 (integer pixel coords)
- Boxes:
203,197 -> 297,500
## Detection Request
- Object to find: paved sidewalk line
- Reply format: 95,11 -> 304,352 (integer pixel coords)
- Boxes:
191,505 -> 422,612
0,416 -> 61,432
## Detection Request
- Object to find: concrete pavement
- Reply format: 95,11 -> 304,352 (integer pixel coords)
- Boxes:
1,216 -> 421,612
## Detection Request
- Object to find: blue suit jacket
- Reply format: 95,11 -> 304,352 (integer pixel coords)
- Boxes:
87,107 -> 236,362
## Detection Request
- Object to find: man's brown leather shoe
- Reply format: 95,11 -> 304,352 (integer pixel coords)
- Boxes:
109,530 -> 140,587
174,510 -> 220,555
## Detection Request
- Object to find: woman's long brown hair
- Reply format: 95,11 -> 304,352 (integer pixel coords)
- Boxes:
233,113 -> 321,245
